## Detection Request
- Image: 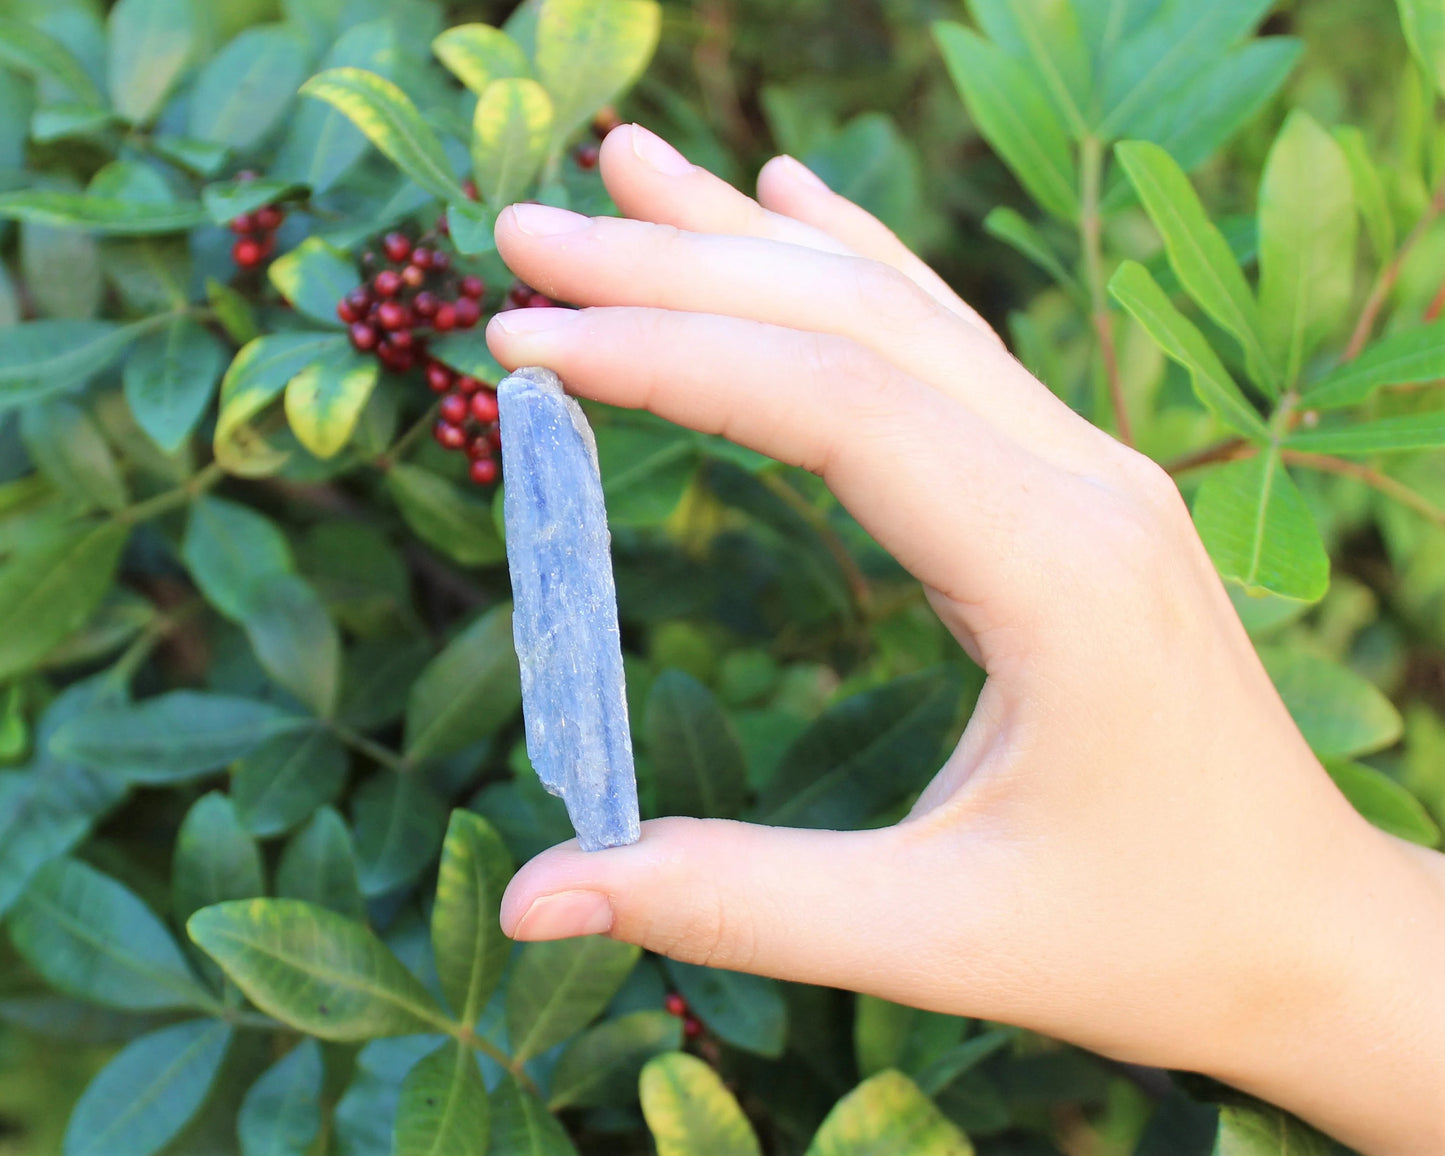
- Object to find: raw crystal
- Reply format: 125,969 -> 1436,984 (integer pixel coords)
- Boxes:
498,367 -> 641,851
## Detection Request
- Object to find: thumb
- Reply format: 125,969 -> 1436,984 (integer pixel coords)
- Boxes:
499,817 -> 923,990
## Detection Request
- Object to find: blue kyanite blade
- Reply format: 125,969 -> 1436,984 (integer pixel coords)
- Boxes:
498,367 -> 640,851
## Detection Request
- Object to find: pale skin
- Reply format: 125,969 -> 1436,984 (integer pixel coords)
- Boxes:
484,123 -> 1445,1155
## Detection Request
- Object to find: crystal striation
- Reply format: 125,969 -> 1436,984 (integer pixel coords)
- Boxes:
498,367 -> 640,851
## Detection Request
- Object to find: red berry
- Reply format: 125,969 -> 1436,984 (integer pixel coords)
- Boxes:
466,434 -> 493,460
411,247 -> 433,270
230,213 -> 256,235
508,282 -> 533,306
337,298 -> 361,324
469,390 -> 499,425
432,303 -> 457,331
434,420 -> 467,450
374,269 -> 403,297
455,375 -> 482,396
413,291 -> 440,319
575,144 -> 600,170
439,393 -> 469,425
235,169 -> 259,183
346,286 -> 372,312
401,264 -> 426,288
430,250 -> 451,273
460,275 -> 486,300
462,178 -> 480,201
425,361 -> 454,393
683,1016 -> 703,1039
487,423 -> 503,451
382,231 -> 412,264
388,328 -> 415,351
435,214 -> 451,237
469,457 -> 498,485
526,293 -> 553,308
593,106 -> 621,140
254,205 -> 285,232
377,301 -> 410,330
232,238 -> 265,267
664,993 -> 687,1017
379,343 -> 416,374
454,298 -> 481,328
349,322 -> 379,351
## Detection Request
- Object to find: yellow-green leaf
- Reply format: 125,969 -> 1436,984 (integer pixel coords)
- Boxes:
535,0 -> 661,146
806,1070 -> 972,1156
1326,760 -> 1440,846
285,353 -> 380,459
1397,0 -> 1445,96
472,78 -> 554,208
431,811 -> 513,1025
640,1053 -> 761,1156
432,23 -> 531,94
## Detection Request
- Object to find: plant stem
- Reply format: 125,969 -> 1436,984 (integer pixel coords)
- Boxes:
1163,437 -> 1254,476
327,720 -> 411,773
1343,182 -> 1445,361
457,1026 -> 544,1099
376,401 -> 441,470
117,462 -> 226,525
759,471 -> 872,616
1080,136 -> 1132,446
1282,450 -> 1445,527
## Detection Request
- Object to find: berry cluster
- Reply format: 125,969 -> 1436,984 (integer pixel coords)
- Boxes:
428,363 -> 502,486
230,202 -> 286,269
500,279 -> 553,311
664,991 -> 703,1039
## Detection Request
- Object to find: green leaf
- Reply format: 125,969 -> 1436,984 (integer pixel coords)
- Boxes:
63,1019 -> 232,1156
489,1076 -> 580,1156
1286,411 -> 1445,455
188,898 -> 452,1038
276,806 -> 366,920
1257,111 -> 1357,389
1192,453 -> 1330,602
1213,1104 -> 1336,1156
427,329 -> 508,384
233,726 -> 350,838
352,770 -> 449,896
639,1053 -> 762,1156
933,22 -> 1078,220
472,79 -> 554,208
285,351 -> 380,459
238,1040 -> 323,1156
1307,324 -> 1445,411
404,604 -> 521,763
447,202 -> 501,257
981,207 -> 1082,296
662,959 -> 787,1058
913,1030 -> 1016,1097
388,463 -> 507,566
1259,647 -> 1403,759
1334,126 -> 1396,265
0,190 -> 207,234
268,237 -> 363,329
506,937 -> 641,1062
762,666 -> 970,830
107,0 -> 198,124
395,1041 -> 490,1156
646,669 -> 748,819
122,316 -> 227,453
594,414 -> 699,527
9,857 -> 210,1011
534,0 -> 661,146
432,811 -> 513,1026
0,17 -> 103,107
23,216 -> 103,320
301,67 -> 467,203
1116,141 -> 1276,395
0,318 -> 158,413
549,1010 -> 682,1110
854,996 -> 966,1081
1325,760 -> 1440,846
966,0 -> 1092,138
173,792 -> 265,926
0,519 -> 130,682
188,25 -> 310,151
208,275 -> 260,344
1397,0 -> 1445,96
806,1070 -> 973,1156
432,23 -> 532,95
49,691 -> 309,785
1108,261 -> 1270,441
201,178 -> 305,227
182,495 -> 294,621
20,399 -> 129,513
241,573 -> 343,716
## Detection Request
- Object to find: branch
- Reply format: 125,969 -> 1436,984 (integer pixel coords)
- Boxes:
1281,450 -> 1445,528
1080,137 -> 1133,446
1343,183 -> 1445,361
1163,438 -> 1254,476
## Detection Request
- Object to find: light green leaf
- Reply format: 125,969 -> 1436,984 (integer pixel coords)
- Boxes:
20,399 -> 129,513
0,193 -> 210,237
854,996 -> 966,1082
9,857 -> 210,1011
662,959 -> 787,1058
188,25 -> 310,151
268,237 -> 362,329
188,898 -> 452,1038
395,1041 -> 490,1156
432,811 -> 513,1026
63,1019 -> 232,1156
1116,141 -> 1276,395
1260,647 -> 1403,759
981,207 -> 1082,297
1307,323 -> 1445,410
107,0 -> 198,124
1213,1104 -> 1336,1156
300,67 -> 467,203
1192,453 -> 1330,602
594,414 -> 699,527
122,316 -> 227,453
447,201 -> 501,256
489,1076 -> 579,1156
233,726 -> 349,838
549,1010 -> 682,1110
238,1040 -> 323,1156
285,352 -> 380,459
534,0 -> 661,147
1108,261 -> 1270,440
1397,0 -> 1445,95
1286,411 -> 1445,455
352,770 -> 448,897
1325,760 -> 1439,846
966,0 -> 1092,138
646,669 -> 748,819
432,23 -> 531,95
201,178 -> 304,227
48,691 -> 310,784
1334,126 -> 1396,265
472,78 -> 554,208
182,495 -> 294,621
0,519 -> 130,682
1257,111 -> 1357,389
0,318 -> 159,413
404,604 -> 521,763
640,1053 -> 762,1156
275,807 -> 365,921
806,1070 -> 972,1156
506,937 -> 641,1062
387,463 -> 507,567
241,573 -> 342,717
428,329 -> 507,384
0,17 -> 104,107
23,218 -> 102,320
172,792 -> 265,925
208,275 -> 260,344
933,22 -> 1078,220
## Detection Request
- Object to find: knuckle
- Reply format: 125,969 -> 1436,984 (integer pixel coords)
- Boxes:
845,258 -> 933,332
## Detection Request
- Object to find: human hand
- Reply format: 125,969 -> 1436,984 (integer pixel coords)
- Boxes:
485,124 -> 1445,1155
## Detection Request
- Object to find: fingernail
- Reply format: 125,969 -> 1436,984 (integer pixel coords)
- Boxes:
509,202 -> 591,236
490,308 -> 577,336
511,890 -> 614,940
779,154 -> 830,192
629,123 -> 694,176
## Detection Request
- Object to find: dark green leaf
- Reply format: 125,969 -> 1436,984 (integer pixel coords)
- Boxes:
1307,324 -> 1445,411
404,605 -> 521,763
201,178 -> 305,226
173,792 -> 265,927
9,857 -> 210,1011
806,1070 -> 972,1155
0,318 -> 158,413
63,1019 -> 232,1156
982,207 -> 1081,296
594,415 -> 699,527
241,572 -> 342,717
0,190 -> 207,234
432,810 -> 513,1025
188,25 -> 310,151
276,806 -> 366,920
0,17 -> 103,107
1259,647 -> 1402,759
122,316 -> 227,453
233,725 -> 349,838
913,1029 -> 1017,1097
639,1053 -> 761,1156
388,463 -> 507,567
106,0 -> 198,124
188,898 -> 452,1038
534,0 -> 661,146
395,1040 -> 490,1156
238,1039 -> 323,1156
1286,411 -> 1445,456
489,1076 -> 579,1156
340,636 -> 433,729
506,937 -> 640,1062
352,770 -> 448,896
427,329 -> 508,384
549,1010 -> 681,1109
1325,761 -> 1439,846
645,670 -> 748,819
182,495 -> 294,621
19,399 -> 128,513
663,959 -> 787,1058
268,237 -> 362,330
